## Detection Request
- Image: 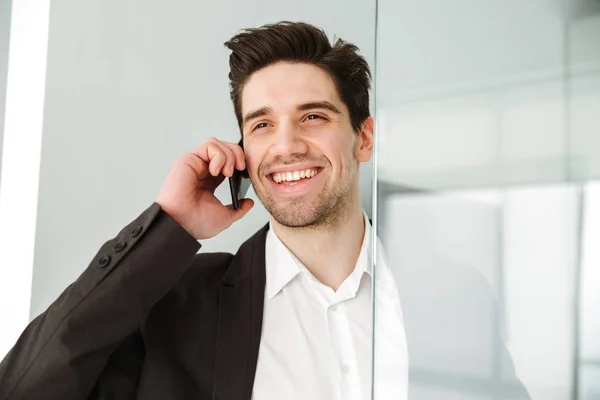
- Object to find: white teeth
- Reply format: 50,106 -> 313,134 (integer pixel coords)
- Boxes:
272,168 -> 319,183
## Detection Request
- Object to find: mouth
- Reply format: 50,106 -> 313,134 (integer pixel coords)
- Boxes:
266,167 -> 324,194
269,167 -> 322,184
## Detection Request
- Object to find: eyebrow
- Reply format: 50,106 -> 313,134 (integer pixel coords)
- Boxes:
242,101 -> 343,128
242,106 -> 273,128
297,101 -> 342,115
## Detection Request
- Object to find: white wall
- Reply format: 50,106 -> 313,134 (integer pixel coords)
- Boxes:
0,0 -> 10,358
29,0 -> 376,317
0,0 -> 12,183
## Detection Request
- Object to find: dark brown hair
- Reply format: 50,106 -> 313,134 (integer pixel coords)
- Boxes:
224,21 -> 371,133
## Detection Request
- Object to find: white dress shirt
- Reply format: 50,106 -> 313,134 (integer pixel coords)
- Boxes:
252,212 -> 409,400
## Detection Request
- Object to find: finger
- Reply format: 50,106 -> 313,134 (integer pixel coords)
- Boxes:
211,155 -> 226,177
222,141 -> 246,171
207,146 -> 226,177
179,151 -> 228,192
190,141 -> 216,163
207,139 -> 237,177
180,152 -> 209,179
191,140 -> 225,162
195,141 -> 227,177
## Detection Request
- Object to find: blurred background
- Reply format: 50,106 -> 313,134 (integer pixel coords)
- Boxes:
0,0 -> 599,399
375,1 -> 600,398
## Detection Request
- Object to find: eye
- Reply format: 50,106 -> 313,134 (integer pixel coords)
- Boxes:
253,122 -> 269,131
306,114 -> 322,121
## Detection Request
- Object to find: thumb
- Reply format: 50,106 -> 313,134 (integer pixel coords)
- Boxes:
226,198 -> 255,223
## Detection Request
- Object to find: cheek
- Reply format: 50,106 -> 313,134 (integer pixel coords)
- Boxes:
330,137 -> 356,169
244,150 -> 265,181
247,158 -> 260,180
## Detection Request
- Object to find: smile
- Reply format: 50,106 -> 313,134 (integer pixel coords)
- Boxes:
271,168 -> 321,184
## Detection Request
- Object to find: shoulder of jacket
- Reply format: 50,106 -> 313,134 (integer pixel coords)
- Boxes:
162,252 -> 234,301
187,251 -> 235,280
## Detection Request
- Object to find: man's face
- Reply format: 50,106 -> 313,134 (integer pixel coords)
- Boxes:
241,62 -> 373,228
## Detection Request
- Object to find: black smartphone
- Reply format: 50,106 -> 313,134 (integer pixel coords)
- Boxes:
228,139 -> 251,210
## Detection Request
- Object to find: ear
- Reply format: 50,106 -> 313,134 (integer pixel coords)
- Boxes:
354,116 -> 374,162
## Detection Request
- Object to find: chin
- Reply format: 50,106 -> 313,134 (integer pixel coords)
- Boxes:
263,192 -> 350,230
256,174 -> 355,229
270,204 -> 328,228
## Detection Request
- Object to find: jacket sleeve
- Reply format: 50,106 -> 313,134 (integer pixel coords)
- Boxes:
0,203 -> 201,400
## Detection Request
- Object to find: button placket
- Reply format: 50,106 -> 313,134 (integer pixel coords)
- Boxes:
341,363 -> 351,374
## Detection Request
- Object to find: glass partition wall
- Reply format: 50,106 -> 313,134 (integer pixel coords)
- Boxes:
372,0 -> 600,399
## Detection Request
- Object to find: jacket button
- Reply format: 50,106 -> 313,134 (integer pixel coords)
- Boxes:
114,242 -> 127,252
131,226 -> 143,238
98,255 -> 111,268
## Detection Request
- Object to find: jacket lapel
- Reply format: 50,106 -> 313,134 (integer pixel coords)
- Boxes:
212,224 -> 268,400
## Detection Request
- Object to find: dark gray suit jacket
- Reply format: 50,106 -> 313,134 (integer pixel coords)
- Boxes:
0,203 -> 529,399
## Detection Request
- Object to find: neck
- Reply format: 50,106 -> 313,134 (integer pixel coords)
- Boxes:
271,201 -> 366,291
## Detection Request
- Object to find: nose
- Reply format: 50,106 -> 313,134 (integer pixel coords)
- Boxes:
268,118 -> 308,159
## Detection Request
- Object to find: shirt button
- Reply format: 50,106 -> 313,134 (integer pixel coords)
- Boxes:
342,363 -> 351,374
330,304 -> 337,312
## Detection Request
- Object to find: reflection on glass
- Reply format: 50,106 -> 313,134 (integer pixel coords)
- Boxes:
372,0 -> 600,399
579,183 -> 600,399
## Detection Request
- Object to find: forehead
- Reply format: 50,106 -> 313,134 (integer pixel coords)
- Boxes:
241,62 -> 344,115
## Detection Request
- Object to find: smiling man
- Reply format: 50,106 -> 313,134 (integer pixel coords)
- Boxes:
226,25 -> 408,399
241,60 -> 374,290
0,22 -> 408,400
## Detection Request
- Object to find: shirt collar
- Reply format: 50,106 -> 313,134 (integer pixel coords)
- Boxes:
265,224 -> 302,300
265,211 -> 373,300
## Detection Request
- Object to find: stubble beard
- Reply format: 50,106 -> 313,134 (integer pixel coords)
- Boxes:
256,165 -> 356,231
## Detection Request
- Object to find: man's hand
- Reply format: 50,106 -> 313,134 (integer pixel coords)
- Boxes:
156,138 -> 254,240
